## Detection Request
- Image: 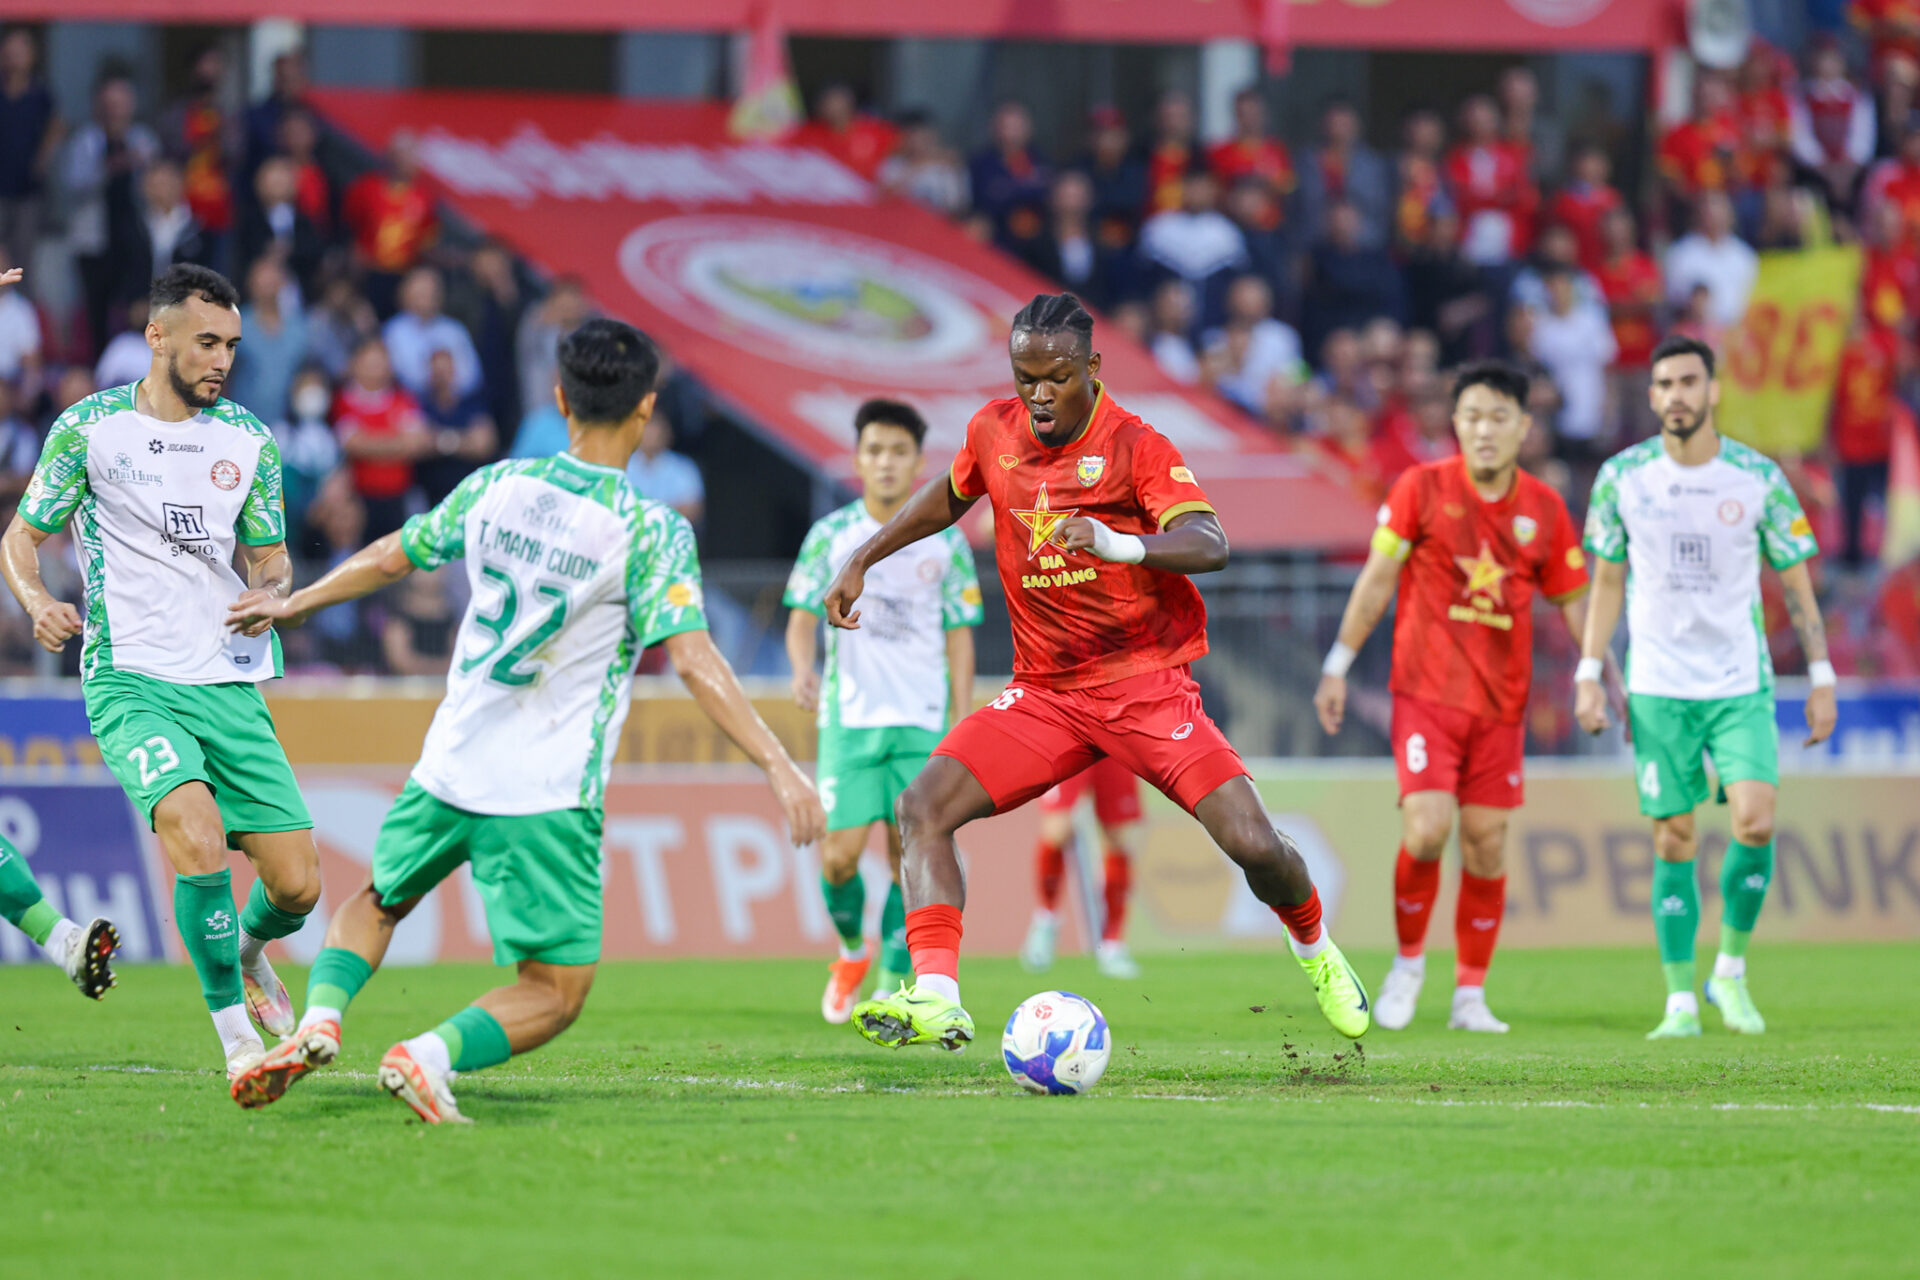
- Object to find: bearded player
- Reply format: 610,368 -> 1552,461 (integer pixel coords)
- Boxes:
1022,757 -> 1145,979
1314,362 -> 1615,1033
824,293 -> 1369,1051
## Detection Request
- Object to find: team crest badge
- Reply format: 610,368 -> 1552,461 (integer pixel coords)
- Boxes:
999,454 -> 1019,470
1076,455 -> 1106,487
210,460 -> 242,491
1512,514 -> 1538,545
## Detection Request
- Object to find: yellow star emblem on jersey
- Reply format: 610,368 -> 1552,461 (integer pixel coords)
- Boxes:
1453,540 -> 1510,602
1010,483 -> 1079,559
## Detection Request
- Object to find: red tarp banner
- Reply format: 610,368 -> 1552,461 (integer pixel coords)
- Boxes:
314,88 -> 1377,551
40,0 -> 1662,50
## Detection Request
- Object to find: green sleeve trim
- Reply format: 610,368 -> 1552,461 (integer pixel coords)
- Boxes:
234,531 -> 285,547
1765,545 -> 1816,572
787,601 -> 825,617
1582,539 -> 1627,563
640,618 -> 708,651
17,508 -> 62,534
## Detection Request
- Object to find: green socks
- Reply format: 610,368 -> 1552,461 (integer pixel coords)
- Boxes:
1651,858 -> 1699,996
878,880 -> 909,976
821,871 -> 866,951
175,870 -> 243,1012
307,946 -> 373,1014
241,877 -> 310,942
432,1006 -> 513,1072
1719,839 -> 1773,947
0,835 -> 57,943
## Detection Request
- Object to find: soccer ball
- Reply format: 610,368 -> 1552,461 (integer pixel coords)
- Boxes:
1002,991 -> 1110,1095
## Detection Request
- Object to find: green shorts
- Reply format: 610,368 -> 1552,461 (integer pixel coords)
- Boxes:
373,779 -> 604,967
1627,690 -> 1779,819
817,724 -> 943,831
84,670 -> 311,846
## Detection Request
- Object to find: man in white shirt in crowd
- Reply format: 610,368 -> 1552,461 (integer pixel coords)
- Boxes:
1663,192 -> 1758,330
1528,266 -> 1618,451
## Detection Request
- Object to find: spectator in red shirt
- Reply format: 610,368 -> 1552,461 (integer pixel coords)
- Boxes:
1658,72 -> 1744,211
1548,144 -> 1623,274
1593,206 -> 1661,437
1861,198 -> 1920,329
793,83 -> 898,181
1445,94 -> 1537,267
1144,89 -> 1201,218
334,336 -> 431,541
1791,42 -> 1876,216
343,129 -> 438,317
1851,0 -> 1920,85
1207,87 -> 1295,218
1735,44 -> 1793,192
1866,124 -> 1920,240
277,107 -> 331,236
1830,315 -> 1907,566
159,42 -> 236,244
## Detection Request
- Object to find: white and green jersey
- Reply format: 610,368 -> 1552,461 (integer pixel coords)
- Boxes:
18,383 -> 286,684
400,452 -> 708,817
1584,435 -> 1818,701
783,501 -> 982,734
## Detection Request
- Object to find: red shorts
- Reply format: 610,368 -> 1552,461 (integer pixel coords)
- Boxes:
936,665 -> 1245,817
1392,693 -> 1525,809
1038,755 -> 1144,826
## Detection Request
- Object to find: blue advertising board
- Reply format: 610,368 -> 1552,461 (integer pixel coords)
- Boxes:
0,775 -> 167,965
1776,681 -> 1920,765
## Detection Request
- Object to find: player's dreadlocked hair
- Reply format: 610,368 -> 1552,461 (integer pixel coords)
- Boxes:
1010,293 -> 1095,358
558,318 -> 661,425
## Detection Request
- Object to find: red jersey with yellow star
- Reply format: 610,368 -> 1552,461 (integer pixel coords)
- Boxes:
1375,457 -> 1588,723
950,387 -> 1215,690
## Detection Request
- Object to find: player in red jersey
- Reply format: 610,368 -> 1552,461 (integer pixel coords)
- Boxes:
1315,363 -> 1620,1034
824,293 -> 1369,1052
1022,757 -> 1145,979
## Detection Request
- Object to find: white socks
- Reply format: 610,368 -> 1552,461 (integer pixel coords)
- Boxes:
1391,953 -> 1426,978
1713,953 -> 1746,980
211,1003 -> 260,1056
917,973 -> 960,1004
1288,926 -> 1329,960
41,917 -> 79,967
403,1031 -> 453,1078
1666,991 -> 1700,1017
237,927 -> 268,971
298,1004 -> 342,1034
1453,984 -> 1484,1004
837,940 -> 869,963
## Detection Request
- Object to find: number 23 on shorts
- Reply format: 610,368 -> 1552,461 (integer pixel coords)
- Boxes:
128,734 -> 181,786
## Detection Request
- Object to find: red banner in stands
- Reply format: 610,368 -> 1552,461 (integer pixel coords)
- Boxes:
43,0 -> 1661,50
313,89 -> 1377,551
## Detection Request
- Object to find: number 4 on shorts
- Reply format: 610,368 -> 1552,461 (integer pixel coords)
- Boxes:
1639,760 -> 1661,800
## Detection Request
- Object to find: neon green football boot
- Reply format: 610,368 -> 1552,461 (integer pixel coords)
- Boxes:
1704,974 -> 1766,1034
1298,939 -> 1371,1039
851,984 -> 974,1052
1645,1007 -> 1703,1039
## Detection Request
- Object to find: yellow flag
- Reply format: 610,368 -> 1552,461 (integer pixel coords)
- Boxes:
1717,246 -> 1862,456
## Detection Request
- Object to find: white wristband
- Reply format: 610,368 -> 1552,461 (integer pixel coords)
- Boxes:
1088,519 -> 1146,565
1808,660 -> 1836,688
1322,641 -> 1356,678
1575,657 -> 1604,684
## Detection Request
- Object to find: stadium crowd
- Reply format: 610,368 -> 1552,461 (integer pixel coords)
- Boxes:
1,21 -> 1917,683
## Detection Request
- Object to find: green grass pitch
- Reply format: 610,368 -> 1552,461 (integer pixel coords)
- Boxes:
4,944 -> 1916,1278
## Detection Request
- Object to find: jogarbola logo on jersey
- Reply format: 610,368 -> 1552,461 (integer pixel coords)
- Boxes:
1012,483 -> 1099,590
1450,540 -> 1514,631
1076,455 -> 1105,487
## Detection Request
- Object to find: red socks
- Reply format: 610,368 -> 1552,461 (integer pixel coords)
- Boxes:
904,903 -> 963,980
1271,887 -> 1323,945
1393,847 -> 1441,958
1454,871 -> 1506,987
1100,851 -> 1131,942
1035,840 -> 1066,912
